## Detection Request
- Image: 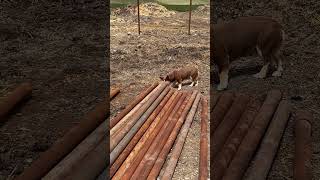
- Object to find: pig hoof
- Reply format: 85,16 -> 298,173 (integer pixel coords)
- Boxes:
253,73 -> 265,79
272,71 -> 282,77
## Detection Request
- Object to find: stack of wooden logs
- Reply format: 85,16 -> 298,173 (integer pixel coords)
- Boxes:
211,90 -> 313,180
109,81 -> 209,180
14,87 -> 119,180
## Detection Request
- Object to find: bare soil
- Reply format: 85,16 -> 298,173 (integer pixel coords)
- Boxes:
213,0 -> 320,179
110,3 -> 209,179
0,2 -> 107,179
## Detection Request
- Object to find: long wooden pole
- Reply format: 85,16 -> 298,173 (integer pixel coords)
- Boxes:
137,0 -> 140,34
188,0 -> 192,35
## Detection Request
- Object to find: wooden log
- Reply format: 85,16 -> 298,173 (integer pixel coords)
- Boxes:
110,82 -> 158,129
129,93 -> 192,180
43,120 -> 107,180
110,82 -> 168,151
210,92 -> 234,132
212,99 -> 261,180
109,90 -> 177,177
211,94 -> 250,159
110,87 -> 120,100
0,82 -> 32,122
246,100 -> 291,180
198,96 -> 209,180
148,92 -> 199,179
64,137 -> 107,180
222,89 -> 282,180
15,99 -> 108,180
294,110 -> 313,180
112,92 -> 184,179
160,93 -> 201,180
110,82 -> 164,137
110,87 -> 172,165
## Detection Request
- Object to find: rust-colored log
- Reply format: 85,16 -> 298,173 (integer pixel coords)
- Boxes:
130,92 -> 192,179
110,82 -> 158,129
110,87 -> 120,100
112,92 -> 184,179
0,82 -> 32,122
43,120 -> 107,180
110,91 -> 178,177
110,87 -> 172,165
210,91 -> 220,112
148,91 -> 199,179
212,99 -> 261,180
110,82 -> 168,151
222,89 -> 282,180
160,93 -> 201,179
64,137 -> 107,180
110,82 -> 164,137
294,110 -> 313,180
211,92 -> 234,132
246,100 -> 290,180
198,96 -> 209,180
211,94 -> 250,159
15,99 -> 108,180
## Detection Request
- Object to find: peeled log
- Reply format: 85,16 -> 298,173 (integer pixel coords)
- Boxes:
210,92 -> 234,132
112,92 -> 184,179
0,82 -> 32,122
222,89 -> 282,180
109,91 -> 178,177
43,120 -> 107,180
130,93 -> 192,179
64,138 -> 107,180
110,82 -> 168,151
212,99 -> 261,180
211,94 -> 250,159
16,99 -> 108,180
110,82 -> 158,128
198,96 -> 209,180
160,93 -> 201,180
147,92 -> 199,179
246,100 -> 291,180
110,87 -> 120,100
110,87 -> 172,165
294,110 -> 313,180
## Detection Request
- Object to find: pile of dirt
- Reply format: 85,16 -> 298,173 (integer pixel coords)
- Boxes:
195,4 -> 209,15
112,2 -> 175,17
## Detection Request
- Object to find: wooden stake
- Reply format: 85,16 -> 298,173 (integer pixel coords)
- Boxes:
188,0 -> 192,35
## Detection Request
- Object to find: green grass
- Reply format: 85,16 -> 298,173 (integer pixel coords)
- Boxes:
110,0 -> 209,12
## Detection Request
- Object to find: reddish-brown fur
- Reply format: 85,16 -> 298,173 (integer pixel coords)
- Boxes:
211,16 -> 285,90
161,66 -> 198,84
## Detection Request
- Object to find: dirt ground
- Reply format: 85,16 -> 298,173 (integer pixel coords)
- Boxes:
213,0 -> 320,179
0,2 -> 106,179
110,3 -> 209,179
